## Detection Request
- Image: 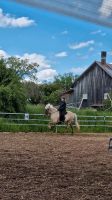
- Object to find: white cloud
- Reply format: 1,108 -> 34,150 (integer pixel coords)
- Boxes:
99,0 -> 112,17
37,69 -> 57,82
61,30 -> 68,35
69,40 -> 94,50
89,47 -> 94,52
0,49 -> 57,82
70,66 -> 87,75
55,51 -> 68,58
17,53 -> 57,82
0,8 -> 35,27
91,30 -> 102,34
91,29 -> 106,37
0,49 -> 9,58
20,53 -> 58,82
20,53 -> 51,70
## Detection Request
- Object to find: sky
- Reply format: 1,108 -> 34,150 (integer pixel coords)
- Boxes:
0,0 -> 112,82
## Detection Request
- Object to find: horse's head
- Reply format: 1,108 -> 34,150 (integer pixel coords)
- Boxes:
45,103 -> 53,115
45,103 -> 56,116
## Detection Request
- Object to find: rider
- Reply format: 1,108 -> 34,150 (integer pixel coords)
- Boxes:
58,97 -> 66,123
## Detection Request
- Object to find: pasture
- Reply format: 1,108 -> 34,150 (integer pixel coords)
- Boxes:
0,132 -> 112,200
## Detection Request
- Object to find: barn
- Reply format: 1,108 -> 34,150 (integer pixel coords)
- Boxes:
63,51 -> 112,108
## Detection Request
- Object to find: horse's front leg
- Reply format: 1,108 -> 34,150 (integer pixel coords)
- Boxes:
48,121 -> 52,129
48,121 -> 57,133
70,124 -> 74,134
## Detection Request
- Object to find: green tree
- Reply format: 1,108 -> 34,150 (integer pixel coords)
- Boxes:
37,73 -> 74,105
6,56 -> 39,82
54,73 -> 75,91
0,59 -> 26,112
24,81 -> 41,104
103,93 -> 112,111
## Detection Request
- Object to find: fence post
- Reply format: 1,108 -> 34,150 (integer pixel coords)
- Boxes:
94,116 -> 96,128
104,116 -> 106,132
56,126 -> 58,133
24,113 -> 29,120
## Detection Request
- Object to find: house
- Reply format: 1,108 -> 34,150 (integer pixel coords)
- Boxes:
62,51 -> 112,108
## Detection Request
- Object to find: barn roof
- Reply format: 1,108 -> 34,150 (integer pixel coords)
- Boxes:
72,61 -> 112,87
97,61 -> 112,78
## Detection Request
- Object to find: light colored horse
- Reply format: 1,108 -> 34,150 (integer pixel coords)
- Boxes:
45,103 -> 80,133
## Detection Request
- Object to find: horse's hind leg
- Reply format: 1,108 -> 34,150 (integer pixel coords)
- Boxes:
74,114 -> 80,132
76,122 -> 80,132
70,124 -> 74,134
66,122 -> 74,135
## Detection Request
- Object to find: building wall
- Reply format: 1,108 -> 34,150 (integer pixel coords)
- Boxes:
71,63 -> 112,107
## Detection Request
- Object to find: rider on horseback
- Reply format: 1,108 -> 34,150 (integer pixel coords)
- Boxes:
58,97 -> 66,123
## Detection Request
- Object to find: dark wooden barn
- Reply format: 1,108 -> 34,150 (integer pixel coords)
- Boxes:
63,52 -> 112,108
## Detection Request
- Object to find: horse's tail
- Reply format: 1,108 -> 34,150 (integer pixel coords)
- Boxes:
74,113 -> 80,132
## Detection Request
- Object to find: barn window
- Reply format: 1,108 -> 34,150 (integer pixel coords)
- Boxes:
83,94 -> 88,99
104,93 -> 108,100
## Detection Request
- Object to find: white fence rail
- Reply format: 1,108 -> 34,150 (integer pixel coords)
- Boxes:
0,112 -> 112,128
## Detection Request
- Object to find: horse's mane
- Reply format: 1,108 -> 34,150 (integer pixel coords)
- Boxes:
45,103 -> 57,110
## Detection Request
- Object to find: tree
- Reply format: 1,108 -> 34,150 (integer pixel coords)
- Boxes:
24,81 -> 41,104
37,73 -> 74,105
6,56 -> 39,82
22,72 -> 75,106
54,73 -> 75,91
103,93 -> 112,111
0,59 -> 26,112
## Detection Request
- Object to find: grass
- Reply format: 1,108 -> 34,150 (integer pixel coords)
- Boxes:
0,104 -> 112,133
26,104 -> 45,114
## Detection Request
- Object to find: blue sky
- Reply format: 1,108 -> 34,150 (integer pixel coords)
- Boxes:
0,0 -> 112,82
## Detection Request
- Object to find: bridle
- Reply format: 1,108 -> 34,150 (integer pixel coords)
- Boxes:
45,106 -> 57,115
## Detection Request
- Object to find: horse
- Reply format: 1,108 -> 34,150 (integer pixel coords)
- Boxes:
45,103 -> 80,133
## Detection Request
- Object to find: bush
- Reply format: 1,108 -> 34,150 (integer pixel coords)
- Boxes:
103,93 -> 112,111
0,59 -> 27,112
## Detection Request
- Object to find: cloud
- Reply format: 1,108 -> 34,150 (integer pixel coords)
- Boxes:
17,53 -> 57,82
69,40 -> 94,50
70,66 -> 87,75
0,8 -> 35,27
99,0 -> 112,17
91,30 -> 102,34
20,53 -> 58,82
89,47 -> 94,52
20,53 -> 51,70
61,30 -> 68,35
55,51 -> 68,58
0,49 -> 9,58
37,69 -> 57,82
0,49 -> 57,82
91,29 -> 106,36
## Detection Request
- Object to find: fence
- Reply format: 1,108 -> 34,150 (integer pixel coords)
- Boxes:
0,112 -> 112,132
